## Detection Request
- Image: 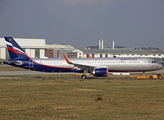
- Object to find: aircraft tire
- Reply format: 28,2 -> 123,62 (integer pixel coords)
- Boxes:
81,75 -> 87,79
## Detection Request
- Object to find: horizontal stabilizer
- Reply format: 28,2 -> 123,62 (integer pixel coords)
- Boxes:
4,60 -> 22,65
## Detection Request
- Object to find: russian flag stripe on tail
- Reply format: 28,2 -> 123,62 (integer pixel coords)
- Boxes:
5,37 -> 30,60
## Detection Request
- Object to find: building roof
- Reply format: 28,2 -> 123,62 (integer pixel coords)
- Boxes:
79,48 -> 164,54
46,44 -> 74,49
0,37 -> 45,48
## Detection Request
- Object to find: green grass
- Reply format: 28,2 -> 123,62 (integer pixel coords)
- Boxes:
0,74 -> 164,120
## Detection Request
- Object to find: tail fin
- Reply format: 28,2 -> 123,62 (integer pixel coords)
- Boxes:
5,37 -> 30,60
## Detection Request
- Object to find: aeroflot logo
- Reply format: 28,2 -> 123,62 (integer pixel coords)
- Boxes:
9,39 -> 12,41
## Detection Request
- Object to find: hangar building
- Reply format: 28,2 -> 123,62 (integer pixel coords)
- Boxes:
80,48 -> 164,58
45,44 -> 74,58
0,37 -> 45,59
45,44 -> 83,58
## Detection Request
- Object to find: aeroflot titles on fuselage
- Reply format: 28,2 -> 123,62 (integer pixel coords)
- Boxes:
120,58 -> 137,60
35,59 -> 142,65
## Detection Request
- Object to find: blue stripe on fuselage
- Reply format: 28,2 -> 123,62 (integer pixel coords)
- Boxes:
19,60 -> 82,73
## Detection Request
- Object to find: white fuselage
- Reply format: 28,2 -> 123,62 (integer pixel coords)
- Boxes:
34,57 -> 163,72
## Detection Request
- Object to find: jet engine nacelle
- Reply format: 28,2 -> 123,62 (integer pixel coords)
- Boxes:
92,68 -> 108,77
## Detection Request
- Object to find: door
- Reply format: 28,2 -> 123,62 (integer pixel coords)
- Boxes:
29,60 -> 34,68
143,59 -> 147,66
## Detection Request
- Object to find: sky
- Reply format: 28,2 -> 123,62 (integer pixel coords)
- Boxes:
0,0 -> 164,49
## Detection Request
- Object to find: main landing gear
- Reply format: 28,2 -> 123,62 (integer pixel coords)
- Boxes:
81,70 -> 88,79
81,75 -> 87,79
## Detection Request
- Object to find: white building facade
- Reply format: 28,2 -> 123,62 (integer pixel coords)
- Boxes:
80,48 -> 164,60
0,37 -> 45,59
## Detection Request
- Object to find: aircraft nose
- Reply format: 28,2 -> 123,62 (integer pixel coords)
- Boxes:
157,63 -> 163,69
159,64 -> 163,69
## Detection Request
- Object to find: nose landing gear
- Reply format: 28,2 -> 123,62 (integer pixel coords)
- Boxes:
142,71 -> 145,76
81,70 -> 88,79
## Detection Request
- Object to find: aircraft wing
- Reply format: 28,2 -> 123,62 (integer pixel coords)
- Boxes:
63,54 -> 105,70
71,62 -> 95,70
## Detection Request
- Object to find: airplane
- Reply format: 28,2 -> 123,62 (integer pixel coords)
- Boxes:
3,37 -> 163,79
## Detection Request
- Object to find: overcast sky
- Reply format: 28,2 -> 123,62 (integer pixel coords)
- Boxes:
0,0 -> 164,49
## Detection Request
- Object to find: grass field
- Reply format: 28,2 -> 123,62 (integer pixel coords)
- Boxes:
0,76 -> 164,119
0,65 -> 164,120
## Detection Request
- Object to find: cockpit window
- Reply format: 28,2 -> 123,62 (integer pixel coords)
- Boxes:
152,61 -> 157,63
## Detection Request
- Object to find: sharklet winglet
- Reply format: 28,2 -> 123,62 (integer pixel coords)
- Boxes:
63,54 -> 71,64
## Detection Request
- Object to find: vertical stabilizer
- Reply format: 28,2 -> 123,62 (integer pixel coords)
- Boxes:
5,37 -> 30,60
